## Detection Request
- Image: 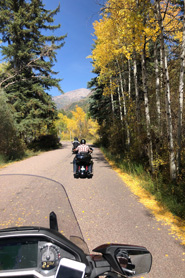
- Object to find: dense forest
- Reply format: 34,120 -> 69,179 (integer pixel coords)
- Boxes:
0,0 -> 65,158
88,0 -> 185,217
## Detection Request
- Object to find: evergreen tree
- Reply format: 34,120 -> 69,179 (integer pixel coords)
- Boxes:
0,0 -> 66,142
88,74 -> 114,148
0,90 -> 25,159
88,74 -> 111,126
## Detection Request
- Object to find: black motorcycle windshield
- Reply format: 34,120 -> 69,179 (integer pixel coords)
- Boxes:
0,174 -> 87,251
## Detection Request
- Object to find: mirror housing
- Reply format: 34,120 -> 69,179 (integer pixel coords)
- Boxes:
93,244 -> 152,277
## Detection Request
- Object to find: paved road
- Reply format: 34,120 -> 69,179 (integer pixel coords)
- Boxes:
0,141 -> 184,277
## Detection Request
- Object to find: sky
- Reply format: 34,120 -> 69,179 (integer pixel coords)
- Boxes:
43,0 -> 103,96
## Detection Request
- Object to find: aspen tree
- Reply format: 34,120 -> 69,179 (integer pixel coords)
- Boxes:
116,58 -> 131,148
117,84 -> 123,122
154,0 -> 176,180
110,78 -> 115,115
177,0 -> 185,174
154,40 -> 161,132
91,0 -> 158,163
133,55 -> 140,128
142,41 -> 154,173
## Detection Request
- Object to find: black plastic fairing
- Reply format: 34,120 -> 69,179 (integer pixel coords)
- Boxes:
0,226 -> 88,265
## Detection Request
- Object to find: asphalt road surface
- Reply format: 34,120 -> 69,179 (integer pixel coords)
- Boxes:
0,141 -> 184,277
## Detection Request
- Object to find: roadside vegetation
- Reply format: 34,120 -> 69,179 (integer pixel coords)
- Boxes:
88,0 -> 185,221
101,147 -> 185,221
0,1 -> 65,163
102,148 -> 185,245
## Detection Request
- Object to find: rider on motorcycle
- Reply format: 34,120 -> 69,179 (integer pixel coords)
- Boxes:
73,139 -> 93,174
72,137 -> 80,150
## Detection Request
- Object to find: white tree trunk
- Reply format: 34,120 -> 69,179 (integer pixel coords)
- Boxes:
117,84 -> 123,122
154,40 -> 161,130
155,0 -> 176,180
177,0 -> 185,174
128,59 -> 131,99
116,59 -> 131,147
110,78 -> 115,114
133,54 -> 140,131
142,46 -> 154,173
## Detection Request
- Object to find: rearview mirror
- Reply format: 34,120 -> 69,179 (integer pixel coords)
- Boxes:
116,248 -> 152,276
93,244 -> 152,277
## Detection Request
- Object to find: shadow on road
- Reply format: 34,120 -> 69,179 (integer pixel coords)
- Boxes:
92,149 -> 111,168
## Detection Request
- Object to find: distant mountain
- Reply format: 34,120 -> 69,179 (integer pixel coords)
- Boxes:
53,88 -> 92,111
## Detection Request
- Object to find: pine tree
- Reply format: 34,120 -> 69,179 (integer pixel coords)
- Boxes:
0,90 -> 24,159
0,0 -> 66,142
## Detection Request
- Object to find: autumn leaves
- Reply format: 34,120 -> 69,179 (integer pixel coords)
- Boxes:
89,0 -> 185,181
55,106 -> 99,141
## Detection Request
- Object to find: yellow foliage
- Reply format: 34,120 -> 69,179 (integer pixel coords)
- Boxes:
72,106 -> 86,122
66,117 -> 77,131
160,1 -> 183,42
88,119 -> 100,140
54,113 -> 68,133
55,106 -> 99,141
90,0 -> 160,87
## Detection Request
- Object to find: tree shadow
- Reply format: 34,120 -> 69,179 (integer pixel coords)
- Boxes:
92,149 -> 111,168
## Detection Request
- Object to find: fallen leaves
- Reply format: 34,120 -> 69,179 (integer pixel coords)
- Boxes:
106,158 -> 185,246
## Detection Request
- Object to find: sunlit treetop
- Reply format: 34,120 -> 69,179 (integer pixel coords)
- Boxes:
160,0 -> 183,42
90,0 -> 160,85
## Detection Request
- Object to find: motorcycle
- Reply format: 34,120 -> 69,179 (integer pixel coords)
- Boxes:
74,148 -> 93,179
0,174 -> 152,278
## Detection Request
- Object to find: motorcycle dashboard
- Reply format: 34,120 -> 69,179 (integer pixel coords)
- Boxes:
0,235 -> 76,277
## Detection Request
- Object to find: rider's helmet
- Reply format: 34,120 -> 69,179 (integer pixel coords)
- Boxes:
80,139 -> 86,144
74,137 -> 78,141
